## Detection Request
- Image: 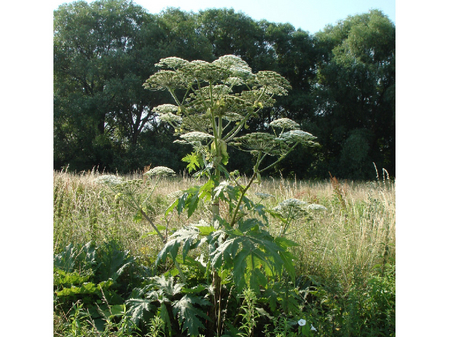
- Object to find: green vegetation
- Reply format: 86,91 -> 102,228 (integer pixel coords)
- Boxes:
54,3 -> 395,335
54,170 -> 395,336
54,0 -> 395,180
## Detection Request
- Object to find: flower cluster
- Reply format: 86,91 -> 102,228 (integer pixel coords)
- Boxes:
277,129 -> 317,144
307,204 -> 328,211
159,112 -> 183,124
231,132 -> 287,156
183,60 -> 230,83
152,104 -> 178,114
256,70 -> 291,96
94,175 -> 124,186
269,118 -> 300,130
273,198 -> 327,219
180,131 -> 214,143
275,198 -> 309,209
273,198 -> 308,219
144,70 -> 184,90
144,166 -> 176,177
223,112 -> 244,122
155,56 -> 189,69
212,55 -> 254,81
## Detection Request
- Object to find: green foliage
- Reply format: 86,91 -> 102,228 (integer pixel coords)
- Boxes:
54,2 -> 395,178
126,275 -> 210,336
54,5 -> 396,331
237,288 -> 261,337
53,240 -> 146,333
54,171 -> 395,336
313,10 -> 395,179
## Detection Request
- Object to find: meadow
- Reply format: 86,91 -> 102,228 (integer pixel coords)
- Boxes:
53,168 -> 395,336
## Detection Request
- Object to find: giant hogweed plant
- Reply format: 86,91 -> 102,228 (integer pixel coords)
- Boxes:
99,55 -> 320,335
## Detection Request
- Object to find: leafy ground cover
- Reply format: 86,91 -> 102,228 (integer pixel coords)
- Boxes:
53,170 -> 395,336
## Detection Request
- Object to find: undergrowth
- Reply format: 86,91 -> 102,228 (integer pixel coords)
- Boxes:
54,170 -> 395,336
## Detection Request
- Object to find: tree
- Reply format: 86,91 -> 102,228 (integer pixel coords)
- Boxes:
312,10 -> 395,179
54,0 -> 169,171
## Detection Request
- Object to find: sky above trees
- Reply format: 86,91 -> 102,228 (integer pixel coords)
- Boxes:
50,0 -> 395,34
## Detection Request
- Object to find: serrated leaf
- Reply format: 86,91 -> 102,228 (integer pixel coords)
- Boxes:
274,236 -> 299,248
238,218 -> 261,233
126,298 -> 154,325
187,192 -> 200,218
156,238 -> 181,265
210,236 -> 240,269
173,294 -> 210,335
156,226 -> 201,264
182,152 -> 203,173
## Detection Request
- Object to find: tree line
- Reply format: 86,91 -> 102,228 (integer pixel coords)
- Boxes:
54,0 -> 395,180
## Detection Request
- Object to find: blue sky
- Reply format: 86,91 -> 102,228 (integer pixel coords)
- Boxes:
51,0 -> 395,34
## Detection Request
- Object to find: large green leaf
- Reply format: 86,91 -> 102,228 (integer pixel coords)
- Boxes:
126,298 -> 155,325
209,219 -> 297,292
156,226 -> 202,264
173,294 -> 210,336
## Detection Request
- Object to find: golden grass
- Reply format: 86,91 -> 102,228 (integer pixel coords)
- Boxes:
53,170 -> 395,286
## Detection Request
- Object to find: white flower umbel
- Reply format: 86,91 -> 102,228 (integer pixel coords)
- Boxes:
213,55 -> 252,74
144,166 -> 176,177
155,56 -> 189,69
223,112 -> 244,122
224,76 -> 245,86
269,118 -> 300,130
94,175 -> 124,186
159,112 -> 183,124
307,204 -> 328,211
256,71 -> 291,96
180,131 -> 214,143
143,70 -> 181,90
231,132 -> 286,156
273,198 -> 309,220
277,129 -> 316,144
152,104 -> 178,114
298,319 -> 306,326
278,198 -> 309,208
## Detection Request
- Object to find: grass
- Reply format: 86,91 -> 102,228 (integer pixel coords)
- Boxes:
53,169 -> 395,336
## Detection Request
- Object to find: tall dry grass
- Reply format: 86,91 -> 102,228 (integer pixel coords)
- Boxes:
53,169 -> 395,287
